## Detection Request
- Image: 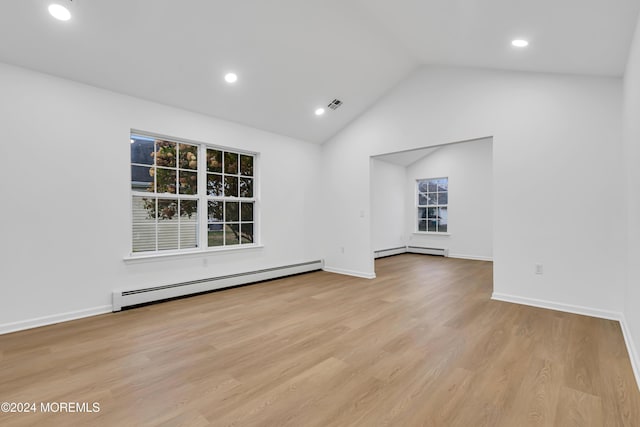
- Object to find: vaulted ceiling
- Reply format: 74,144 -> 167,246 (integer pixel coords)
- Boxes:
1,0 -> 638,143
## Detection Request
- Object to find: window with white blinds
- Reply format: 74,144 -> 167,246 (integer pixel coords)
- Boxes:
130,132 -> 257,254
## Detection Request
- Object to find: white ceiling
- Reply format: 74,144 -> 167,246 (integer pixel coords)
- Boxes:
355,0 -> 640,76
374,147 -> 440,167
0,0 -> 638,143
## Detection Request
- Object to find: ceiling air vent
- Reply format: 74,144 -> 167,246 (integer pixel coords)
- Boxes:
327,99 -> 343,110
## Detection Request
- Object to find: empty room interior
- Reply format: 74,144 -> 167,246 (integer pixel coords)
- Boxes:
3,0 -> 640,425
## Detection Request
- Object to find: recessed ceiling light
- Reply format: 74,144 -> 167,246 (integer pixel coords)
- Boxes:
48,3 -> 71,21
511,39 -> 529,48
315,108 -> 325,116
224,73 -> 238,84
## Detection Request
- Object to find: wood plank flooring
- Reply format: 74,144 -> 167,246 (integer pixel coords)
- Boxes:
1,254 -> 639,426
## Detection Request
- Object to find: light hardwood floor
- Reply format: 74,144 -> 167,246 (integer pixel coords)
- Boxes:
1,254 -> 639,426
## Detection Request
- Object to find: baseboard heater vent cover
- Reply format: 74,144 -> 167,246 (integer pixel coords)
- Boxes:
374,246 -> 407,259
407,246 -> 449,257
112,260 -> 323,311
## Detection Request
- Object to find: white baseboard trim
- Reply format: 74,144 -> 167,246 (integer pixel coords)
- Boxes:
448,253 -> 493,262
323,267 -> 376,279
619,315 -> 640,392
491,292 -> 622,321
0,305 -> 113,335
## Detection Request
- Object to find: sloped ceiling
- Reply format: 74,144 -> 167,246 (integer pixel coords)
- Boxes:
355,0 -> 640,77
374,147 -> 440,167
0,0 -> 638,143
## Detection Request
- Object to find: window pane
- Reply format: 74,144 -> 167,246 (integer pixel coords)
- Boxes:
241,203 -> 254,222
207,173 -> 223,196
427,194 -> 437,205
157,222 -> 179,250
157,199 -> 179,251
154,140 -> 177,168
180,199 -> 197,219
208,225 -> 224,247
418,193 -> 429,205
207,149 -> 222,173
158,199 -> 178,219
178,170 -> 197,195
208,201 -> 223,222
240,155 -> 254,176
438,221 -> 448,233
131,136 -> 154,165
428,219 -> 437,232
225,152 -> 239,174
131,165 -> 154,192
226,202 -> 239,222
140,197 -> 157,220
179,200 -> 198,249
428,207 -> 437,219
437,178 -> 448,191
438,207 -> 448,225
240,177 -> 253,198
241,223 -> 254,244
156,168 -> 177,194
178,143 -> 198,170
224,176 -> 238,197
438,192 -> 448,205
428,180 -> 438,192
418,220 -> 427,231
132,196 -> 156,252
418,180 -> 429,192
225,224 -> 240,245
418,207 -> 426,219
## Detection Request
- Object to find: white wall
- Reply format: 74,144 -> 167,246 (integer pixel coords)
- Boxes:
319,65 -> 626,315
370,158 -> 406,252
0,62 -> 322,331
0,58 -> 631,333
623,13 -> 640,382
406,139 -> 493,261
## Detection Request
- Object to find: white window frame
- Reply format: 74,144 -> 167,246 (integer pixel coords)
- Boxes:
415,177 -> 449,234
128,130 -> 260,259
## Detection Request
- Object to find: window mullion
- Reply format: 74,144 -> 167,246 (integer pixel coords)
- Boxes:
198,144 -> 207,250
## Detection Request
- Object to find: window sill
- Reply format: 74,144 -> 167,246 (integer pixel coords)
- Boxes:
124,244 -> 264,262
413,232 -> 451,236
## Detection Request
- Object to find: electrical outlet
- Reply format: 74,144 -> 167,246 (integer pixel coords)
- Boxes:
535,264 -> 543,275
340,246 -> 345,254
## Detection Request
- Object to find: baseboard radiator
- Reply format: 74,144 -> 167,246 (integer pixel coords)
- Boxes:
374,246 -> 449,258
407,246 -> 449,257
374,246 -> 407,259
112,260 -> 324,311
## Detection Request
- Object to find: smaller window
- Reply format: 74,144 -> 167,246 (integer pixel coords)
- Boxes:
417,178 -> 448,233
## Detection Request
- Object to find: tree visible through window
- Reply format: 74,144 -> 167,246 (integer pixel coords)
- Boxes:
205,148 -> 255,247
417,177 -> 448,233
130,133 -> 256,254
